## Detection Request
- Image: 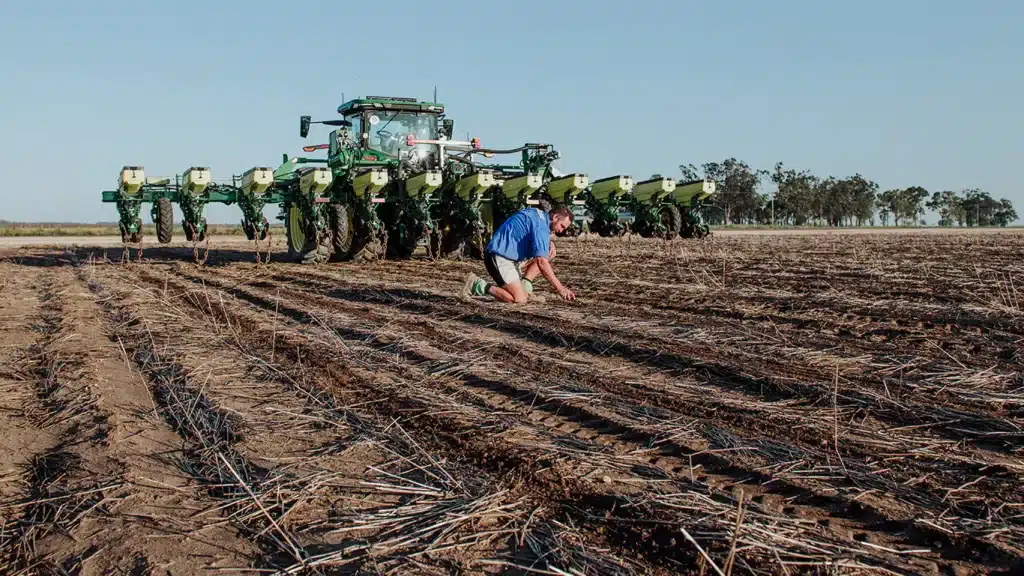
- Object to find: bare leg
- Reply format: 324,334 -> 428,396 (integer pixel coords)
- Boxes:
489,281 -> 528,304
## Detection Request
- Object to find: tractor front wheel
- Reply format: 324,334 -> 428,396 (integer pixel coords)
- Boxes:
328,203 -> 354,261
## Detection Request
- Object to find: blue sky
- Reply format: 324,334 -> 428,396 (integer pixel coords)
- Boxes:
1,0 -> 1020,224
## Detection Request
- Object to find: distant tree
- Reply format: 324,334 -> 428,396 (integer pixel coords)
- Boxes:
846,174 -> 880,226
956,188 -> 1018,227
878,186 -> 928,226
994,198 -> 1018,226
877,202 -> 891,226
900,186 -> 930,225
675,157 -> 1015,229
812,173 -> 879,226
770,162 -> 819,226
926,190 -> 963,226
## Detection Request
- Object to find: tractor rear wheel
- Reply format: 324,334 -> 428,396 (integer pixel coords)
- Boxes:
287,205 -> 329,264
156,198 -> 174,243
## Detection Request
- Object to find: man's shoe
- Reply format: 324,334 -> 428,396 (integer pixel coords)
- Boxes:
461,273 -> 489,298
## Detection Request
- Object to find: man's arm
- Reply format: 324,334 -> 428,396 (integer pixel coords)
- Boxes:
533,256 -> 575,301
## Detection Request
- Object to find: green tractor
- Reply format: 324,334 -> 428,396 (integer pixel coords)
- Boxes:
103,95 -> 718,260
295,95 -> 589,261
294,96 -> 455,262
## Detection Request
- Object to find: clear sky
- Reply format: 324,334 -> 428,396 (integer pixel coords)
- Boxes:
1,0 -> 1020,224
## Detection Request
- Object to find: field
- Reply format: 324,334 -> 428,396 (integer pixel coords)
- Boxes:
0,230 -> 1021,575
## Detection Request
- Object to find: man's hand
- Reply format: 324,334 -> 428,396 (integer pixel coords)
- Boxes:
535,256 -> 576,302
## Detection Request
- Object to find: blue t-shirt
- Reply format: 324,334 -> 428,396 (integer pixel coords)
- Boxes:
486,208 -> 550,262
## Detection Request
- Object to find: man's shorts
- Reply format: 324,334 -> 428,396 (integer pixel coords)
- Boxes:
484,251 -> 521,287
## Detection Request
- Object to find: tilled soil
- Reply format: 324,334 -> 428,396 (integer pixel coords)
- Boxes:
0,231 -> 1022,575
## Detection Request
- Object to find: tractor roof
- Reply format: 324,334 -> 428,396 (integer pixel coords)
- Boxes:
337,96 -> 444,115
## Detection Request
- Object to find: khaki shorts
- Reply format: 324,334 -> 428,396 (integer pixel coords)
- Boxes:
483,252 -> 521,287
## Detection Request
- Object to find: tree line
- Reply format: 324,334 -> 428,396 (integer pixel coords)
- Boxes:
674,159 -> 1018,227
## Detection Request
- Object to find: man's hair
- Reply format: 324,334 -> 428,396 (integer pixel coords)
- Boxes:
549,204 -> 573,221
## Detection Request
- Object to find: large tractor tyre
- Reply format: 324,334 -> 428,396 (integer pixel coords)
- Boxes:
328,203 -> 354,261
286,205 -> 329,264
660,205 -> 681,239
155,198 -> 174,244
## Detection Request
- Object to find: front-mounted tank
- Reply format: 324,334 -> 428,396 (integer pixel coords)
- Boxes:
115,166 -> 147,242
582,175 -> 635,236
179,167 -> 212,241
625,176 -> 684,238
670,178 -> 716,238
238,167 -> 274,240
102,166 -> 182,244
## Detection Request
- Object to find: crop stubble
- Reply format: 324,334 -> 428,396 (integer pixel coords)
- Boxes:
0,230 -> 1021,575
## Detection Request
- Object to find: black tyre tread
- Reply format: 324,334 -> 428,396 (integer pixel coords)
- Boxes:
156,198 -> 174,243
662,205 -> 681,238
328,203 -> 353,261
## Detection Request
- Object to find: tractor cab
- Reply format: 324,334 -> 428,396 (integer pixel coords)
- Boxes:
336,96 -> 446,166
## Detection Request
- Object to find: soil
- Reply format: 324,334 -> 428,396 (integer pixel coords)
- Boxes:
0,229 -> 1021,575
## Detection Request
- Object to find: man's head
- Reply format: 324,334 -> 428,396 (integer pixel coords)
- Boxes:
548,204 -> 573,234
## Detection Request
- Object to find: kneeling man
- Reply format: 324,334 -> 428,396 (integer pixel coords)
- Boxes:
463,205 -> 576,304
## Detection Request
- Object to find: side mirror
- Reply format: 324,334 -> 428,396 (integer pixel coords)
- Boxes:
441,119 -> 454,138
300,115 -> 311,138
